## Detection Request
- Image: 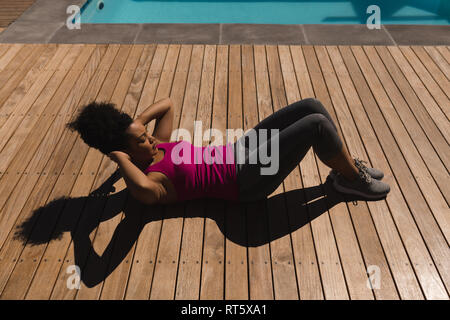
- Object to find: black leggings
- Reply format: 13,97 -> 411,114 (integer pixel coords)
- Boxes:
234,98 -> 343,202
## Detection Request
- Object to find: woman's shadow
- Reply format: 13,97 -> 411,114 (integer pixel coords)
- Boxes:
13,169 -> 383,288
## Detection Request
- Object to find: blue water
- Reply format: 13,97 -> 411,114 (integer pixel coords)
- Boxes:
80,0 -> 450,24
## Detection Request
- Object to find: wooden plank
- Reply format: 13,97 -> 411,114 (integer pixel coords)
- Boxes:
251,44 -> 288,300
0,44 -> 57,126
68,45 -> 139,300
360,46 -> 450,244
199,45 -> 227,300
0,48 -> 92,276
101,43 -> 171,299
148,44 -> 192,300
0,45 -> 99,299
287,45 -> 324,300
0,44 -> 24,71
119,44 -> 168,300
341,46 -> 435,300
53,150 -> 125,300
0,45 -> 77,250
313,45 -> 379,300
0,43 -> 447,300
338,45 -> 427,300
0,44 -> 37,104
0,1 -> 35,4
363,46 -> 450,206
241,44 -> 274,300
302,45 -> 349,300
363,46 -> 450,294
374,46 -> 450,173
309,45 -> 372,299
0,44 -> 33,73
0,3 -> 34,6
0,7 -> 33,12
0,0 -> 34,26
0,44 -> 78,228
52,45 -> 132,300
82,44 -> 146,301
324,45 -> 403,300
224,44 -> 249,300
399,46 -> 450,119
21,137 -> 98,299
0,45 -> 49,114
412,47 -> 450,99
0,0 -> 35,2
263,45 -> 299,300
0,14 -> 26,20
96,45 -> 158,300
103,44 -> 169,300
0,5 -> 33,10
436,46 -> 450,64
0,4 -> 34,8
174,44 -> 207,300
0,45 -> 74,163
424,47 -> 450,82
0,44 -> 11,60
26,47 -> 141,299
386,47 -> 450,143
347,45 -> 448,299
48,45 -> 138,300
0,1 -> 35,3
0,7 -> 34,11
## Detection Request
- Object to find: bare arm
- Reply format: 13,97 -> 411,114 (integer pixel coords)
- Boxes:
136,97 -> 174,142
110,152 -> 165,205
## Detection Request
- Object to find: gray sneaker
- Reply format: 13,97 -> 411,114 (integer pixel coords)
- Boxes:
333,166 -> 390,199
328,158 -> 384,181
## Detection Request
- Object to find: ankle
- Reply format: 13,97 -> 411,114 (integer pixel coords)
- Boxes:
342,170 -> 359,181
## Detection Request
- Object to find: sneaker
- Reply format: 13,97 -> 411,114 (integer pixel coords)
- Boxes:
333,167 -> 390,199
327,158 -> 384,182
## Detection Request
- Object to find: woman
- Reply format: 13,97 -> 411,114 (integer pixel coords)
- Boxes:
66,97 -> 390,205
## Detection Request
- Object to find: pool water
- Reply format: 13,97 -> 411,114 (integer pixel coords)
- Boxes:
80,0 -> 450,24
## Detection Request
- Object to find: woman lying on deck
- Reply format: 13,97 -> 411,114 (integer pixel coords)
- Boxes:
65,97 -> 390,205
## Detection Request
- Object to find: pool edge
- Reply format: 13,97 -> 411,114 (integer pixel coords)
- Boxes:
0,0 -> 448,45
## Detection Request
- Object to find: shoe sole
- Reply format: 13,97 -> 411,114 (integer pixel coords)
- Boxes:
333,178 -> 389,200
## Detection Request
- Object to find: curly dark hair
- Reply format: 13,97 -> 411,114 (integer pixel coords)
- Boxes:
65,101 -> 134,155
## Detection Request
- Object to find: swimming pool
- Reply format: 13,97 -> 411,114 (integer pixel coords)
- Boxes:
79,0 -> 450,25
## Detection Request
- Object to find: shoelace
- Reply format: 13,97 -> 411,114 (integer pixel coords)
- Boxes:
354,157 -> 369,170
354,158 -> 372,184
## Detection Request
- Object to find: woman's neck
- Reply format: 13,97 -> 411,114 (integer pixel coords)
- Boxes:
132,156 -> 154,171
133,149 -> 163,171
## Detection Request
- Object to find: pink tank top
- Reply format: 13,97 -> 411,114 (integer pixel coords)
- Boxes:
143,140 -> 239,201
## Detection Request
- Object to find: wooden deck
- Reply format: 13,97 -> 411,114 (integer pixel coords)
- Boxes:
0,0 -> 36,28
0,43 -> 448,300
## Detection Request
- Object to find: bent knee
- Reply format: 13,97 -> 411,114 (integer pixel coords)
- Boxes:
299,97 -> 327,113
309,112 -> 329,124
302,97 -> 322,105
308,113 -> 335,136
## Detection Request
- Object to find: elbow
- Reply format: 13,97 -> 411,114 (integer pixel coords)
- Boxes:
131,190 -> 153,205
166,97 -> 174,109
